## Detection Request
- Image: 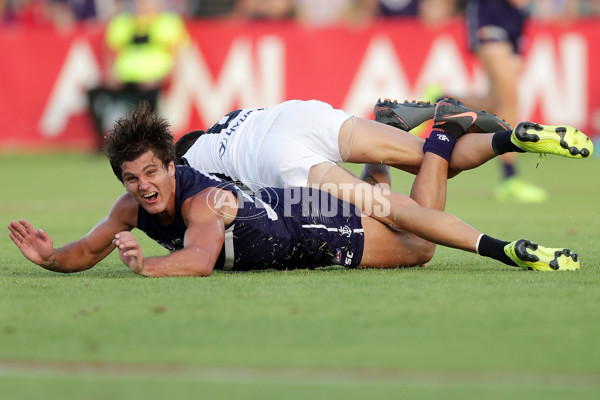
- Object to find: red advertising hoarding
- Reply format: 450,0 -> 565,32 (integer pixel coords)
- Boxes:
0,18 -> 598,151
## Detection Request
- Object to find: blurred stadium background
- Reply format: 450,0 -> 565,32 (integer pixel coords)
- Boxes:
2,1 -> 600,399
1,0 -> 599,152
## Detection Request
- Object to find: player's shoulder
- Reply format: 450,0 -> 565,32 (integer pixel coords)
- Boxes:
179,173 -> 239,226
106,192 -> 139,228
176,165 -> 225,187
176,165 -> 239,198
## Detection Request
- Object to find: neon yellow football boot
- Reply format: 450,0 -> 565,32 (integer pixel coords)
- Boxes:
504,239 -> 580,271
511,122 -> 593,159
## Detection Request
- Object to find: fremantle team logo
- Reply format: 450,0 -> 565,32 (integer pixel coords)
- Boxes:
203,176 -> 392,221
338,225 -> 352,237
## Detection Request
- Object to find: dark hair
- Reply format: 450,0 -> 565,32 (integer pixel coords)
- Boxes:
104,102 -> 175,182
175,130 -> 205,165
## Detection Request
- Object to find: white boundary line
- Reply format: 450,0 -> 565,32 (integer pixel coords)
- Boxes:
0,360 -> 599,389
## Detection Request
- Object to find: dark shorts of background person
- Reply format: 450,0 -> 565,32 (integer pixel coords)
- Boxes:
379,0 -> 419,17
465,0 -> 528,54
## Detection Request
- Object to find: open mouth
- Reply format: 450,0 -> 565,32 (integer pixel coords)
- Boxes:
142,191 -> 158,202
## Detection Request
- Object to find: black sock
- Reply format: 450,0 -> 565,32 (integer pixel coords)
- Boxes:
491,130 -> 526,155
477,234 -> 518,267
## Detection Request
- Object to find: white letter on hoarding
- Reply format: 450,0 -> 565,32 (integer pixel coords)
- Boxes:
163,36 -> 285,132
343,34 -> 485,117
519,34 -> 586,125
415,34 -> 484,98
343,35 -> 411,117
39,39 -> 101,137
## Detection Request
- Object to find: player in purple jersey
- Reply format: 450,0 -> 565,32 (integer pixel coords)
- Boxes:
9,103 -> 582,276
136,165 -> 368,270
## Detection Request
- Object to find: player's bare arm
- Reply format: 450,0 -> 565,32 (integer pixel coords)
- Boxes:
118,188 -> 236,277
8,193 -> 136,273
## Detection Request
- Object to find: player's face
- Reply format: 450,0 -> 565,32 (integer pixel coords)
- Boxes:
121,150 -> 176,216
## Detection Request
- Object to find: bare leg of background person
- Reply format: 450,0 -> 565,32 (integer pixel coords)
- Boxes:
460,41 -> 548,203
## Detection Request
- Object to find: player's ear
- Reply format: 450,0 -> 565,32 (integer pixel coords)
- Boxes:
167,161 -> 176,177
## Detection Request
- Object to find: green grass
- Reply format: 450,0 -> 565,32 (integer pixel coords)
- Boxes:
1,153 -> 599,399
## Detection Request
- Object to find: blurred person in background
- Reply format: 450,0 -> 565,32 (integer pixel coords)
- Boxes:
580,0 -> 600,15
530,0 -> 579,20
458,0 -> 550,203
364,0 -> 457,22
0,0 -> 33,25
88,0 -> 189,149
233,0 -> 294,19
0,0 -> 66,27
420,0 -> 459,26
374,0 -> 419,16
186,0 -> 293,19
528,0 -> 600,18
0,0 -> 113,28
44,0 -> 100,31
185,0 -> 238,18
403,1 -> 548,202
294,0 -> 374,26
460,0 -> 600,200
370,0 -> 561,202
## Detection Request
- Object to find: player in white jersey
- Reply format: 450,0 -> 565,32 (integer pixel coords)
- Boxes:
177,98 -> 593,232
180,100 -> 344,191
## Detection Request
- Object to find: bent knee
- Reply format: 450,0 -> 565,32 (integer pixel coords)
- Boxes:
407,241 -> 435,266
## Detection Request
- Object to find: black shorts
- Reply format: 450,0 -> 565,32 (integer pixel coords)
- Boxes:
226,187 -> 365,271
466,0 -> 528,54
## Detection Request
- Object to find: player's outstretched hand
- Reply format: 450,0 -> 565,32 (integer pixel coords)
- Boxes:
8,219 -> 54,266
113,231 -> 144,274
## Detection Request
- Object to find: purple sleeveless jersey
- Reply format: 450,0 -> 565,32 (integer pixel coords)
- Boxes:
136,166 -> 365,271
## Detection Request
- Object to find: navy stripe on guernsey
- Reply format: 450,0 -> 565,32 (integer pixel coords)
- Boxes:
136,166 -> 365,271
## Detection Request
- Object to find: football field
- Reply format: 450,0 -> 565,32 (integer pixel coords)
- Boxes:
1,152 -> 599,399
